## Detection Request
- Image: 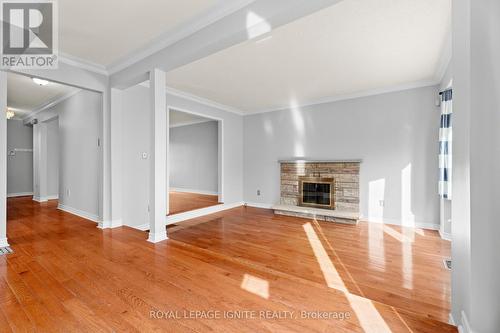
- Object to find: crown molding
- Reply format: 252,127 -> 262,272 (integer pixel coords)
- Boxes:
140,80 -> 245,115
22,89 -> 82,122
107,0 -> 257,75
246,79 -> 440,116
434,28 -> 452,85
166,86 -> 245,115
59,53 -> 108,76
170,118 -> 213,128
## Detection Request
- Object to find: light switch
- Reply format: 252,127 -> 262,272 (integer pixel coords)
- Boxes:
142,152 -> 148,159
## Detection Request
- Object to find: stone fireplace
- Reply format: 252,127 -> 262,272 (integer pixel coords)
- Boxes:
273,160 -> 361,224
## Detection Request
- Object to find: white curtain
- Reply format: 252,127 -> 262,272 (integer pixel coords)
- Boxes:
439,89 -> 452,199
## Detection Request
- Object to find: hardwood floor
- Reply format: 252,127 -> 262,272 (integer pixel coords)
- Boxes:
169,191 -> 220,215
1,197 -> 456,332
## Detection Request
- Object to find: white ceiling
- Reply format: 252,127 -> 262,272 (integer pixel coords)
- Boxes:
7,73 -> 78,119
59,0 -> 218,66
166,0 -> 452,114
170,109 -> 213,127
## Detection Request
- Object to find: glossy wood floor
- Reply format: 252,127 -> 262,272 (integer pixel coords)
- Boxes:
2,197 -> 456,332
168,191 -> 220,215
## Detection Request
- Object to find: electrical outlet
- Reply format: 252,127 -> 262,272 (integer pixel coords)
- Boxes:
66,188 -> 71,197
379,200 -> 384,207
257,190 -> 261,196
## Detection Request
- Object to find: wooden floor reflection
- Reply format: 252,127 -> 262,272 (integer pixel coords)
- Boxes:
2,197 -> 456,332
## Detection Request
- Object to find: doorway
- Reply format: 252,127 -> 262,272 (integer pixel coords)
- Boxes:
168,107 -> 223,215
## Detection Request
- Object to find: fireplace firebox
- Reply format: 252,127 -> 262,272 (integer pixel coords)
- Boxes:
298,176 -> 335,210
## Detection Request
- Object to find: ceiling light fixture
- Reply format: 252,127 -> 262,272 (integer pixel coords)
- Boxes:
6,108 -> 15,120
32,78 -> 49,86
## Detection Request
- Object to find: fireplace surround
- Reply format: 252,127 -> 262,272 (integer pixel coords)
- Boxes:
273,160 -> 361,224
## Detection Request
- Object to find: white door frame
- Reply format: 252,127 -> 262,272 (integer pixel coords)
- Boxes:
166,106 -> 224,205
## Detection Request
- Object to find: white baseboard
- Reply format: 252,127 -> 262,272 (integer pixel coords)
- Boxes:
57,204 -> 100,224
439,229 -> 452,241
359,216 -> 439,230
459,310 -> 474,333
244,202 -> 273,209
449,313 -> 456,326
147,231 -> 168,243
98,219 -> 123,229
32,195 -> 58,202
32,196 -> 46,203
170,187 -> 219,196
0,238 -> 9,248
129,223 -> 149,231
166,201 -> 243,225
7,192 -> 33,198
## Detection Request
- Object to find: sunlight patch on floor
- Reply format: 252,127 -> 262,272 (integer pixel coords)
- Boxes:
303,222 -> 393,333
241,273 -> 269,299
383,225 -> 414,243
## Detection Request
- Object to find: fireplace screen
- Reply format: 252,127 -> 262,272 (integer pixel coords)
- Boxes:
299,177 -> 335,209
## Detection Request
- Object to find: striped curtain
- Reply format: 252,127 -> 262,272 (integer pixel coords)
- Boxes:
439,89 -> 452,199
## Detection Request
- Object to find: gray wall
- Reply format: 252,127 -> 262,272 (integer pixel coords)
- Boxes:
170,121 -> 218,194
452,0 -> 500,331
244,86 -> 440,228
46,118 -> 59,198
120,85 -> 243,228
6,119 -> 33,196
34,90 -> 102,220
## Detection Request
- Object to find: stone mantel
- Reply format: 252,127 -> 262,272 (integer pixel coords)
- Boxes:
278,159 -> 362,164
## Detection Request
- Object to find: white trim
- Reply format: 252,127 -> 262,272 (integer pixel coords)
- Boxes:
32,194 -> 58,202
439,229 -> 452,241
0,238 -> 9,248
166,202 -> 243,225
169,119 -> 212,128
170,187 -> 218,196
435,28 -> 452,84
147,230 -> 168,243
166,86 -> 244,115
107,0 -> 257,75
449,313 -> 456,326
32,196 -> 46,203
7,192 -> 33,198
98,219 -> 123,229
22,89 -> 82,122
245,202 -> 273,209
139,81 -> 244,115
459,310 -> 474,333
59,53 -> 108,75
247,79 -> 440,115
57,203 -> 100,223
129,223 -> 150,231
359,216 -> 439,230
166,105 -> 224,204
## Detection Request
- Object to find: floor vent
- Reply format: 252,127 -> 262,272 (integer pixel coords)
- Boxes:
0,247 -> 13,256
443,259 -> 452,270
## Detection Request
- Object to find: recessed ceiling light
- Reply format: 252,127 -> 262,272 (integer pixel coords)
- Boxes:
32,78 -> 49,86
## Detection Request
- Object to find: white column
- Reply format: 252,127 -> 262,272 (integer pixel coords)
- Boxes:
0,71 -> 8,247
33,122 -> 48,202
101,86 -> 112,226
148,69 -> 168,243
101,88 -> 124,229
